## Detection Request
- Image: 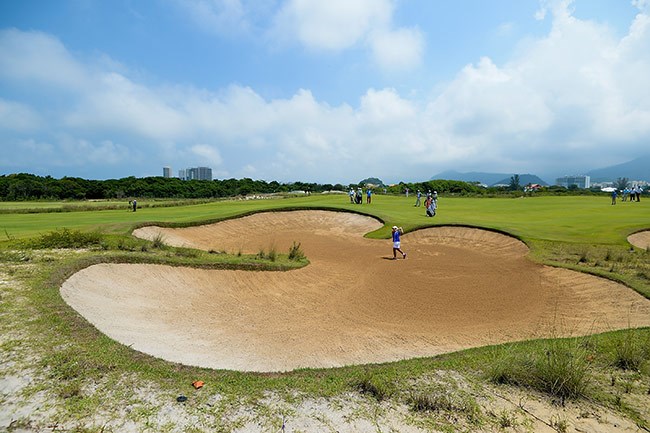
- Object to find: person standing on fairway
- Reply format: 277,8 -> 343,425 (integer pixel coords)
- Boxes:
392,226 -> 406,259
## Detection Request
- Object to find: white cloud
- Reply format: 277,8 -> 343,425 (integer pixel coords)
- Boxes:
190,144 -> 223,167
420,0 -> 650,174
64,72 -> 187,140
0,99 -> 41,131
358,88 -> 416,124
270,0 -> 392,51
175,0 -> 250,35
59,137 -> 131,165
0,29 -> 90,91
369,27 -> 424,71
1,1 -> 649,182
535,0 -> 574,22
268,0 -> 423,72
632,0 -> 649,13
0,138 -> 54,168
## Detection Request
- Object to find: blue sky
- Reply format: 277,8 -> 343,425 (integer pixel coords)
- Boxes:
1,0 -> 648,184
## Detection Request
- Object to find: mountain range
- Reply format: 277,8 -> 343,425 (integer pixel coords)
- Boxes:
586,155 -> 649,183
431,171 -> 548,187
432,155 -> 649,186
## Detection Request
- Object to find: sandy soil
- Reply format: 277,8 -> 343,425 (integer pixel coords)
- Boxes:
628,230 -> 650,249
60,210 -> 650,372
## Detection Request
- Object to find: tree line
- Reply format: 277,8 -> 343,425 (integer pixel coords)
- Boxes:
0,173 -> 344,200
0,172 -> 610,201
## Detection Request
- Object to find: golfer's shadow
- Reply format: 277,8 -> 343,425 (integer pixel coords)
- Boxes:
381,256 -> 401,260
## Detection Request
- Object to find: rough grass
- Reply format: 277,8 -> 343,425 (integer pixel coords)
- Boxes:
532,241 -> 650,299
2,249 -> 650,431
485,338 -> 592,404
1,194 -> 649,431
26,228 -> 104,249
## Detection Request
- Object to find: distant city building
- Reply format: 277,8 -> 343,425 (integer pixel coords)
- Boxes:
178,166 -> 212,181
188,166 -> 212,181
556,175 -> 591,189
163,166 -> 172,178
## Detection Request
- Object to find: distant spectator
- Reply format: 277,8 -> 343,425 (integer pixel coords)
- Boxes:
425,195 -> 436,217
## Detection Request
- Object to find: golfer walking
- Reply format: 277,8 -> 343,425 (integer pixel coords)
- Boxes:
391,226 -> 406,259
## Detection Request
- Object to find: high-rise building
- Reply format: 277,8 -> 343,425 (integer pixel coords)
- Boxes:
180,166 -> 212,181
163,166 -> 172,178
556,175 -> 591,189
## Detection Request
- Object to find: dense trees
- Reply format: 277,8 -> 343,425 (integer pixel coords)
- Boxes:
0,173 -> 348,201
0,173 -> 619,201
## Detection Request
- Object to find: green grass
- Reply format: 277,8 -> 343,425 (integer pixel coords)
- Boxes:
0,198 -> 218,213
3,194 -> 648,297
1,193 -> 649,431
1,194 -> 648,243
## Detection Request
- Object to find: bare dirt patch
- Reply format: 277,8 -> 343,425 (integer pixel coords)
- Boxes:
61,211 -> 650,372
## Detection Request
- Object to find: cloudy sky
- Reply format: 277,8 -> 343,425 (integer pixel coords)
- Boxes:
1,0 -> 649,184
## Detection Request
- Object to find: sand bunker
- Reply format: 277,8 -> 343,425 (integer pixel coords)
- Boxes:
61,211 -> 650,372
628,230 -> 650,249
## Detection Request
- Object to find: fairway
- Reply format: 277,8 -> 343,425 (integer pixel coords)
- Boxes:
60,209 -> 650,371
2,195 -> 649,243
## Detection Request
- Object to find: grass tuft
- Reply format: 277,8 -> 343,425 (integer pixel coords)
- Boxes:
578,248 -> 589,263
267,243 -> 277,262
486,339 -> 592,404
27,228 -> 103,249
151,233 -> 166,249
288,241 -> 305,261
531,340 -> 591,403
495,410 -> 518,429
353,371 -> 394,401
407,386 -> 481,424
611,329 -> 648,371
